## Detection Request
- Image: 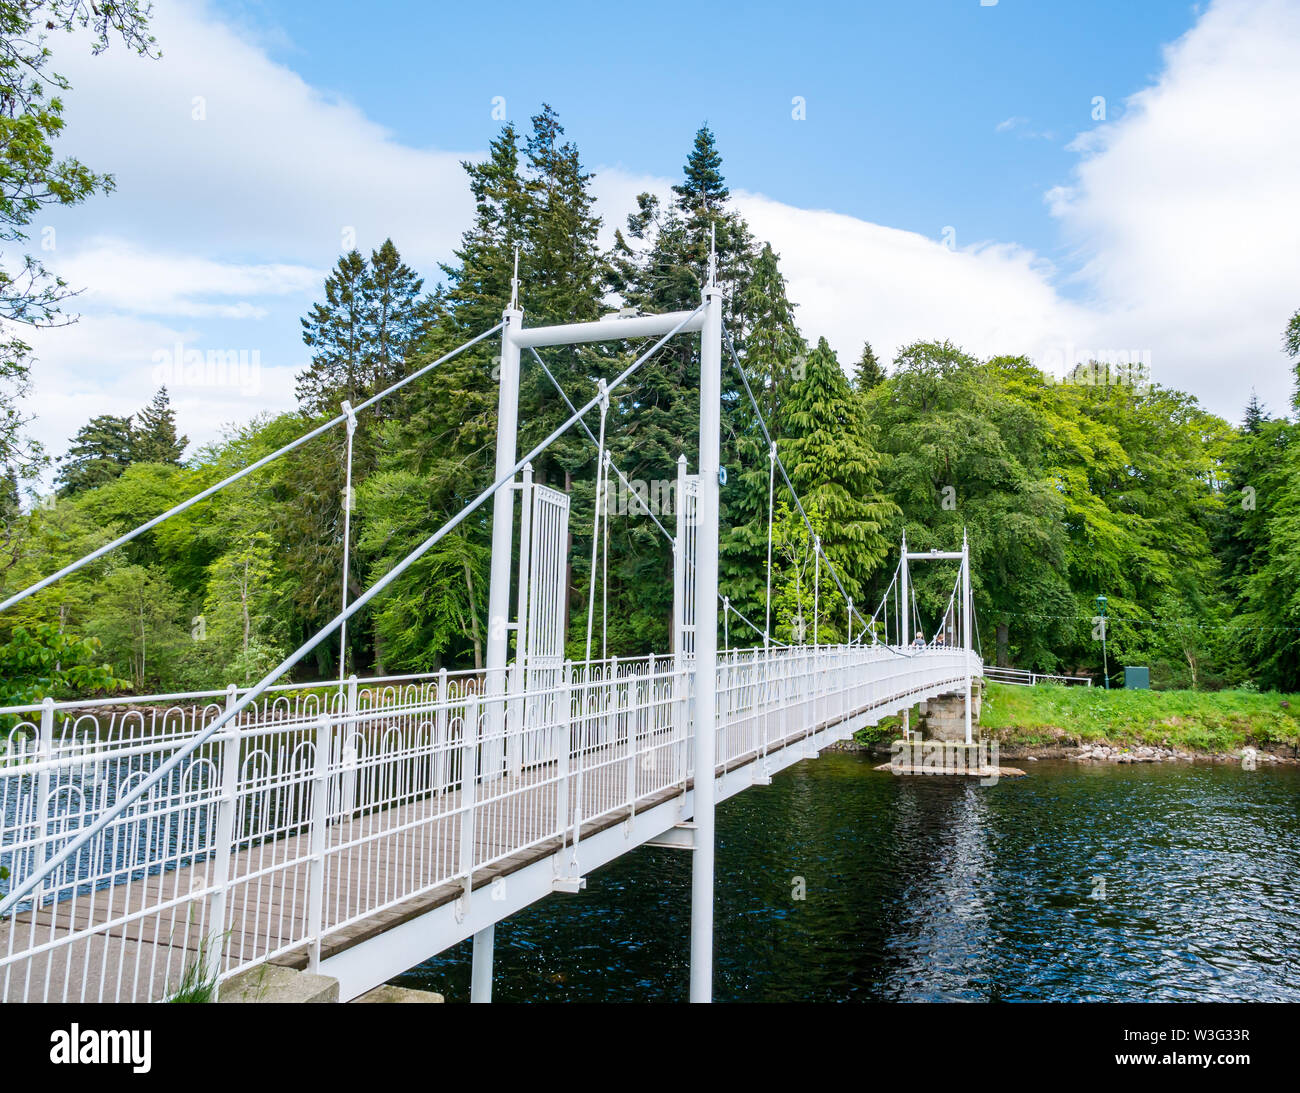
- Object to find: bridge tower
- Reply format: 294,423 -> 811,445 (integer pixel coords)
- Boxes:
689,243 -> 724,1003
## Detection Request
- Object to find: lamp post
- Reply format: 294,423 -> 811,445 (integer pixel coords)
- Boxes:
1096,594 -> 1109,690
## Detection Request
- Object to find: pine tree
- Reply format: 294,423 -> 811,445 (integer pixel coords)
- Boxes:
1242,391 -> 1269,434
56,414 -> 135,497
606,126 -> 758,651
518,105 -> 606,490
130,387 -> 187,464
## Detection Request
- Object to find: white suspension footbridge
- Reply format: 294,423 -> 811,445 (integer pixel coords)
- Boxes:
0,248 -> 982,1004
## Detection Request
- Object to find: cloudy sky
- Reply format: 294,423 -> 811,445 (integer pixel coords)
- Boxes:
21,0 -> 1300,477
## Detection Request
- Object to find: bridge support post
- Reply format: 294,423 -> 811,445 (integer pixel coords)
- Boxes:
962,530 -> 972,745
470,924 -> 494,1003
900,530 -> 909,649
689,268 -> 724,1004
486,303 -> 524,777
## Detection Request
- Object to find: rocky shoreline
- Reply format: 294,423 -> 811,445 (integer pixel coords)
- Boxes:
833,738 -> 1298,765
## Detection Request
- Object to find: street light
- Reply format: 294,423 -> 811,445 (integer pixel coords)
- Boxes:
1095,594 -> 1109,690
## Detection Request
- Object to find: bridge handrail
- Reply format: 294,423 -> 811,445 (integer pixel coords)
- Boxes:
982,664 -> 1092,686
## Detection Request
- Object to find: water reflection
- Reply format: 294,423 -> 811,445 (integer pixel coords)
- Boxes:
393,756 -> 1300,1002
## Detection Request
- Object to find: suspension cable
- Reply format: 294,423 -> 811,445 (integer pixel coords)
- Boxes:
765,441 -> 775,650
0,321 -> 506,615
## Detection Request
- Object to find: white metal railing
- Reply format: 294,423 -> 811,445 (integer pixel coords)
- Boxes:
0,645 -> 977,1002
982,665 -> 1092,687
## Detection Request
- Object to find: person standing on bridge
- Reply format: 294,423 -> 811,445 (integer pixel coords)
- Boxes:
912,631 -> 926,651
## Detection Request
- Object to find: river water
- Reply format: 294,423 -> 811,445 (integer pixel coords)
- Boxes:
392,755 -> 1300,1002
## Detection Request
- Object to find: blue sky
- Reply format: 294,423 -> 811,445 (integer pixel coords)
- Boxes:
21,0 -> 1300,474
220,0 -> 1198,275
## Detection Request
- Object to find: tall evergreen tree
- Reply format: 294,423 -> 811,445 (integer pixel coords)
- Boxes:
296,249 -> 368,416
362,239 -> 433,413
517,104 -> 606,491
130,387 -> 187,464
360,123 -> 532,671
56,414 -> 135,497
778,337 -> 896,630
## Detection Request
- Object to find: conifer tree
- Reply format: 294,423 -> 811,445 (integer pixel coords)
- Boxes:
360,123 -> 532,670
720,243 -> 804,628
852,343 -> 886,391
296,249 -> 368,416
363,238 -> 433,415
56,414 -> 135,497
778,337 -> 896,621
131,387 -> 187,464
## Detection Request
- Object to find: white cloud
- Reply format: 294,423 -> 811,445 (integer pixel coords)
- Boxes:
52,240 -> 322,318
1047,0 -> 1300,416
49,1 -> 474,266
733,194 -> 1099,373
24,313 -> 300,465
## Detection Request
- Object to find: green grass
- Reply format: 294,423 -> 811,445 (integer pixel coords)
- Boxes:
978,681 -> 1300,753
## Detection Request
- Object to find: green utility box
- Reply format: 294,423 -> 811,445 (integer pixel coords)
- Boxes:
1124,666 -> 1150,689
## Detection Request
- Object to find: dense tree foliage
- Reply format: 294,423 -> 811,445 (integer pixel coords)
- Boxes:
2,112 -> 1298,702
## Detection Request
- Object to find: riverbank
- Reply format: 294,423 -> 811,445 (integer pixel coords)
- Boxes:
849,681 -> 1300,762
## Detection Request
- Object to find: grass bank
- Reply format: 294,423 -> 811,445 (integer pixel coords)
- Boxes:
977,682 -> 1300,754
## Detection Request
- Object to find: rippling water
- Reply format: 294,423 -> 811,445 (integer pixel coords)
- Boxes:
393,755 -> 1300,1002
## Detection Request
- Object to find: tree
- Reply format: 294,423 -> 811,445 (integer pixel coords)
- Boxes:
86,562 -> 188,691
363,239 -> 432,407
296,249 -> 369,416
867,344 -> 1076,669
605,126 -> 759,652
778,337 -> 896,619
0,1 -> 157,476
130,386 -> 187,464
852,342 -> 885,391
202,530 -> 284,685
55,413 -> 134,496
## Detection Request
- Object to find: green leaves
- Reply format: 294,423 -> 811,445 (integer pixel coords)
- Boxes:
0,622 -> 123,707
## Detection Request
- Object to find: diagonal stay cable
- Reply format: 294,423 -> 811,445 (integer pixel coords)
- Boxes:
0,305 -> 704,918
0,321 -> 506,615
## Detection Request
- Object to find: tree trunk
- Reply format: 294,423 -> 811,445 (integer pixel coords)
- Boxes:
996,623 -> 1010,667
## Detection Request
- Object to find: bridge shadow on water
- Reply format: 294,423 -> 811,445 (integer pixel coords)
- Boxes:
392,754 -> 1300,1002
